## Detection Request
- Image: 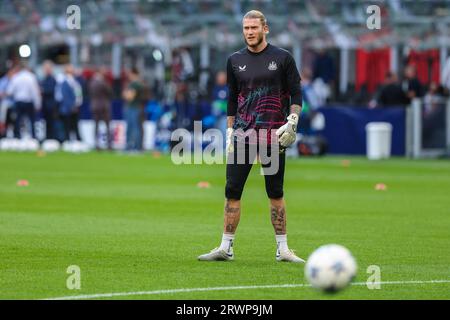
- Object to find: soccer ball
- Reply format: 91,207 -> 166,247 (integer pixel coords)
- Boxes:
0,138 -> 13,151
305,244 -> 357,292
42,139 -> 60,153
62,141 -> 90,153
23,138 -> 39,151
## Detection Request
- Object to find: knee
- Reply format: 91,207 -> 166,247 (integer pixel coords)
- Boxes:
266,184 -> 284,199
225,182 -> 244,200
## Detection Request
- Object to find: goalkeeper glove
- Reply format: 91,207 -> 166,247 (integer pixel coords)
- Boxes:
276,113 -> 299,148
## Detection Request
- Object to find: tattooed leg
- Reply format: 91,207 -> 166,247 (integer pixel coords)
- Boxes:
270,198 -> 286,235
223,199 -> 241,234
269,198 -> 304,262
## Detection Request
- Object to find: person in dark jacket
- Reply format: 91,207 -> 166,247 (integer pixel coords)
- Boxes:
402,65 -> 424,103
378,72 -> 408,107
55,64 -> 82,142
40,61 -> 57,140
122,67 -> 145,151
90,70 -> 113,149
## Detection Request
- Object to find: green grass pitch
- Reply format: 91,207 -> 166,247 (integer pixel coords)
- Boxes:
0,151 -> 449,300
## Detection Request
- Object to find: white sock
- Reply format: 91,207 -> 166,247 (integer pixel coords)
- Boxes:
276,234 -> 288,253
219,233 -> 235,253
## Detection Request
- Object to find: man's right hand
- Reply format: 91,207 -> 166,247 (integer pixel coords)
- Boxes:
226,128 -> 234,154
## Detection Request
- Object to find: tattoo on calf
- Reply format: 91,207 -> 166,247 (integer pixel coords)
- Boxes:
225,203 -> 240,214
271,205 -> 286,235
224,202 -> 240,233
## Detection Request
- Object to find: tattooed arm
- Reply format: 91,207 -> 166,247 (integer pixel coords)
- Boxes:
227,116 -> 235,129
290,104 -> 302,117
276,53 -> 302,148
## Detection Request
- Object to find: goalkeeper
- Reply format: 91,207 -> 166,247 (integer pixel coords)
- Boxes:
198,10 -> 304,263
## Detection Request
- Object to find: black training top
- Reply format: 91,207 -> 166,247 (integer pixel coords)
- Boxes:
227,43 -> 302,134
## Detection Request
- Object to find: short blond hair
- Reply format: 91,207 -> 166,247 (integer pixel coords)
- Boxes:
243,10 -> 267,26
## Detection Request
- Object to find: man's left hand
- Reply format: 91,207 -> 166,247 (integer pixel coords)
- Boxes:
276,113 -> 299,148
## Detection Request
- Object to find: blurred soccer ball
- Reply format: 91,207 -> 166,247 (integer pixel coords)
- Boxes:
72,141 -> 90,153
62,141 -> 90,153
42,139 -> 60,153
16,139 -> 28,151
23,138 -> 39,151
0,138 -> 13,150
1,138 -> 21,151
1,138 -> 42,152
305,244 -> 357,293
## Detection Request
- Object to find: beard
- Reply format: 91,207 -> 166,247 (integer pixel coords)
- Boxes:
244,33 -> 264,48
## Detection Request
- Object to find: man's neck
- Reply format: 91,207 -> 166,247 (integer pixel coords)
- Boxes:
247,40 -> 268,53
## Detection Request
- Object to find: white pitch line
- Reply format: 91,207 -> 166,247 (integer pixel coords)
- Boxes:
42,280 -> 450,300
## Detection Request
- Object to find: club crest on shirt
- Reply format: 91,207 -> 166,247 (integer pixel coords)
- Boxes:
268,61 -> 277,71
238,65 -> 246,72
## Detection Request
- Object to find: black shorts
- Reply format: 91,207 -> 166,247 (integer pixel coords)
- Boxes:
225,142 -> 285,200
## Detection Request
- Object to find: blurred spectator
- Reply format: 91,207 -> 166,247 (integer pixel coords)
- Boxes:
299,68 -> 320,134
0,68 -> 17,137
377,72 -> 408,107
402,65 -> 424,102
312,49 -> 334,105
442,56 -> 450,94
74,66 -> 89,110
173,84 -> 203,132
6,62 -> 41,139
122,67 -> 145,151
145,98 -> 163,123
211,71 -> 228,136
313,49 -> 335,84
173,84 -> 192,130
40,60 -> 57,140
354,83 -> 371,106
423,82 -> 446,148
55,64 -> 83,142
199,96 -> 214,131
301,67 -> 320,110
423,82 -> 446,116
311,77 -> 331,107
89,70 -> 113,150
172,48 -> 194,83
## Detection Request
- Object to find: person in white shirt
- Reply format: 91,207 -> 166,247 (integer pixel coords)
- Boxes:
6,63 -> 41,139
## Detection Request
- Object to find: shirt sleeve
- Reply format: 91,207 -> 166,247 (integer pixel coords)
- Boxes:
226,57 -> 238,116
284,53 -> 302,107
